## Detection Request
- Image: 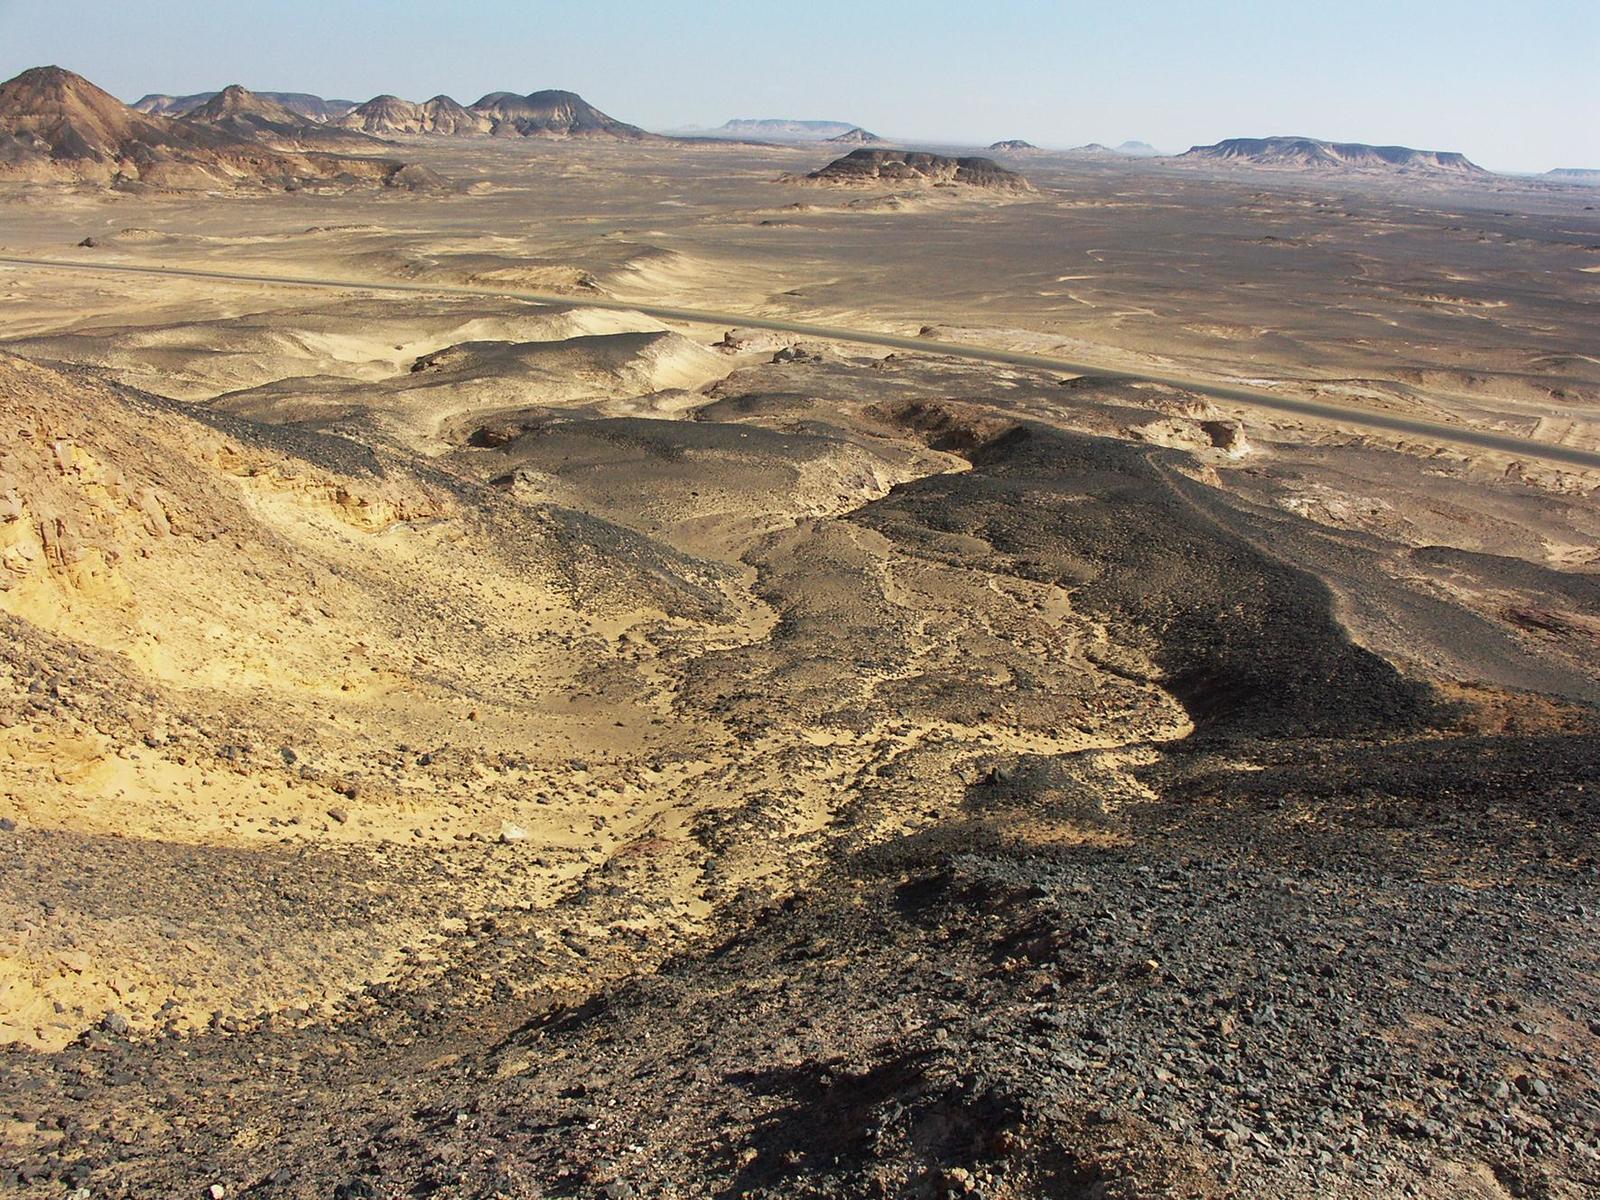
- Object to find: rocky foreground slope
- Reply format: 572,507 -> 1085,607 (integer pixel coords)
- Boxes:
0,284 -> 1595,1199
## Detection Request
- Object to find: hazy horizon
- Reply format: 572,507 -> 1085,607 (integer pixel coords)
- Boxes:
0,0 -> 1595,173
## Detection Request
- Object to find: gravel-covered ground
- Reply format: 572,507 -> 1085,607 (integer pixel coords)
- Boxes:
3,398 -> 1596,1200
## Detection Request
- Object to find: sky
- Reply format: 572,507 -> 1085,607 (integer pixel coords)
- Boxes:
0,0 -> 1595,173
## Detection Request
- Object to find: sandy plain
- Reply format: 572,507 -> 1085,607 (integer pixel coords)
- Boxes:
0,137 -> 1597,1199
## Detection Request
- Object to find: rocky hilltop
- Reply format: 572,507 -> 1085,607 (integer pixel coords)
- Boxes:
0,67 -> 433,188
470,89 -> 652,139
988,139 -> 1038,151
179,84 -> 381,151
1181,136 -> 1486,174
338,94 -> 488,136
1547,167 -> 1600,184
804,148 -> 1035,192
134,91 -> 357,122
135,85 -> 649,141
825,126 -> 884,144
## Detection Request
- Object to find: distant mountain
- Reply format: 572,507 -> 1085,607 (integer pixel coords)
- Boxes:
1041,141 -> 1159,157
0,66 -> 429,188
1546,168 -> 1600,184
1180,136 -> 1486,174
339,94 -> 488,136
803,148 -> 1034,192
714,119 -> 859,141
469,89 -> 651,139
179,85 -> 380,151
135,85 -> 659,142
134,91 -> 356,122
988,140 -> 1038,152
825,127 -> 884,145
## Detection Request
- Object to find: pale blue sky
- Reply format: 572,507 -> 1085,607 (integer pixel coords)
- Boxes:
1,0 -> 1594,172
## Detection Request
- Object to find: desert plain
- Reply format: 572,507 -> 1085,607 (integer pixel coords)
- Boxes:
0,120 -> 1598,1200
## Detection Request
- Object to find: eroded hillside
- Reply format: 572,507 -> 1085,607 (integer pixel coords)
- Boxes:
0,138 -> 1597,1199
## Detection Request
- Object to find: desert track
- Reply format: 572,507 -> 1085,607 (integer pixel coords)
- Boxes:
4,253 -> 1597,470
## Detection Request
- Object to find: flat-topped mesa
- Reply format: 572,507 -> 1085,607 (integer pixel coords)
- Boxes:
468,89 -> 653,139
0,66 -> 438,188
803,148 -> 1036,192
338,94 -> 488,135
716,119 -> 860,140
1180,135 -> 1487,174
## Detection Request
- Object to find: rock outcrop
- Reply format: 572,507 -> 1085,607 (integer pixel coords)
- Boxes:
803,148 -> 1035,192
1180,136 -> 1486,174
179,84 -> 381,151
825,127 -> 884,145
338,94 -> 488,136
469,89 -> 652,139
134,91 -> 357,122
0,66 -> 434,188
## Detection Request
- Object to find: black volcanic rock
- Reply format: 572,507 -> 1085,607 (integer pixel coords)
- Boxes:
988,139 -> 1037,151
1180,136 -> 1486,174
468,89 -> 650,139
804,148 -> 1034,192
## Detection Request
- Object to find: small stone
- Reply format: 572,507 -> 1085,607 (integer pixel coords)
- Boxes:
942,1166 -> 976,1193
208,1185 -> 226,1200
327,807 -> 349,825
499,822 -> 528,844
0,817 -> 14,832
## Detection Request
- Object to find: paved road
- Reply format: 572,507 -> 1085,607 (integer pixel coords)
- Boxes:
3,253 -> 1597,469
